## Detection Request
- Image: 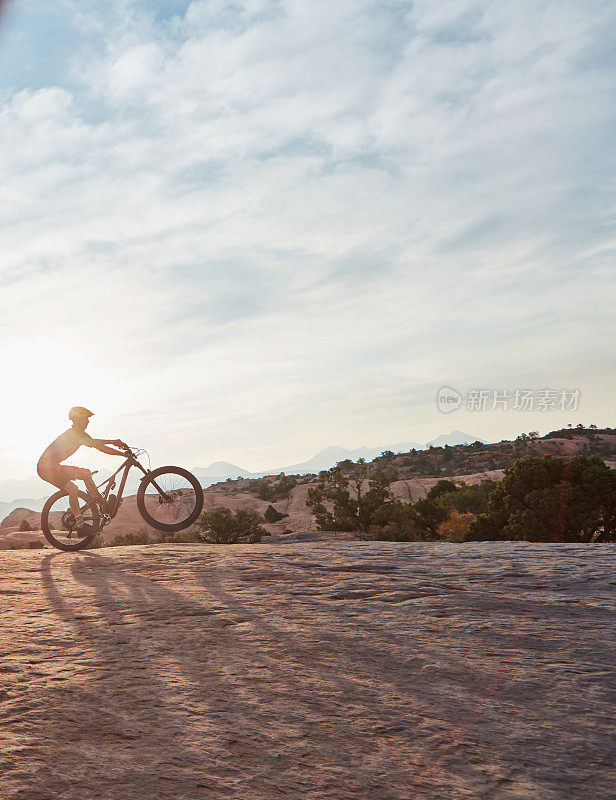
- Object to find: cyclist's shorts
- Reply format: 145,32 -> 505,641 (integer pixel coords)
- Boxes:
37,463 -> 90,490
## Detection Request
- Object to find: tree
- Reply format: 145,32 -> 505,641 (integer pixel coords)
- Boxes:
306,461 -> 395,534
468,455 -> 616,542
19,519 -> 32,532
307,466 -> 356,531
197,507 -> 270,543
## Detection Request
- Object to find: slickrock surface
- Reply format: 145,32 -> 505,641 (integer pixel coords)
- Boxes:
0,542 -> 614,799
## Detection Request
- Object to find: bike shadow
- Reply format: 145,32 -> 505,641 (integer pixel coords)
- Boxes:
43,546 -> 500,798
38,548 -> 322,798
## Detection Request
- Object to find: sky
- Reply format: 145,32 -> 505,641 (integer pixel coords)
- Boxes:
0,0 -> 615,480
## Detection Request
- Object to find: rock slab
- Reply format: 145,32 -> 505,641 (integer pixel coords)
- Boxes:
0,542 -> 614,799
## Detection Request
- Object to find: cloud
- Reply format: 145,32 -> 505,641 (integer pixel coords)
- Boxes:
0,0 -> 614,474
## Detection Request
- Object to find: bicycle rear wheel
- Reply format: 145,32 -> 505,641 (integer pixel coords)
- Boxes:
41,490 -> 101,552
137,466 -> 204,532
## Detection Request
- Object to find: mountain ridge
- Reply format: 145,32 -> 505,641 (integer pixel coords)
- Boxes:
193,432 -> 484,480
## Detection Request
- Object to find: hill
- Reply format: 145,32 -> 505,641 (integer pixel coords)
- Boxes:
365,426 -> 616,478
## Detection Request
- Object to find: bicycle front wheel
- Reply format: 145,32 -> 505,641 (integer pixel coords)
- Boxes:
40,490 -> 101,552
136,466 -> 204,532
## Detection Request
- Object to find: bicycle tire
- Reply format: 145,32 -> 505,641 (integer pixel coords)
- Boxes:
136,466 -> 204,532
41,490 -> 101,552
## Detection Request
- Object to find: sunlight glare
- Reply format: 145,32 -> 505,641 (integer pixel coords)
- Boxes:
0,338 -> 117,463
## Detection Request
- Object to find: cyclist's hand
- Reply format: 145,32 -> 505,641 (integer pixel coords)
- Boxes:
113,439 -> 128,449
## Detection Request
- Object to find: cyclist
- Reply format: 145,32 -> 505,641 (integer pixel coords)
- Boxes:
37,407 -> 127,532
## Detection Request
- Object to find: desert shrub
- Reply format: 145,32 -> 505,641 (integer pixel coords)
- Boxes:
249,475 -> 298,501
197,507 -> 270,544
158,528 -> 202,543
311,503 -> 327,515
366,501 -> 423,541
19,519 -> 33,531
437,510 -> 476,542
9,539 -> 46,550
264,505 -> 289,523
104,530 -> 153,548
427,480 -> 459,501
438,481 -> 497,515
409,498 -> 448,538
91,526 -> 203,548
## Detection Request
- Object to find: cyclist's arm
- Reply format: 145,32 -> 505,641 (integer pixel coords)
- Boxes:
98,438 -> 128,448
86,438 -> 127,457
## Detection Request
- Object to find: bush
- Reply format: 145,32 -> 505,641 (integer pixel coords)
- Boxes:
197,507 -> 271,544
438,480 -> 497,515
158,528 -> 202,544
250,475 -> 298,501
409,498 -> 448,538
19,519 -> 33,531
427,480 -> 459,501
437,510 -> 476,542
91,526 -> 203,548
366,501 -> 423,541
8,539 -> 46,550
264,505 -> 289,523
97,530 -> 153,548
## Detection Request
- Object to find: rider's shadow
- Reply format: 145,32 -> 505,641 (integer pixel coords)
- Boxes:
38,549 -> 291,795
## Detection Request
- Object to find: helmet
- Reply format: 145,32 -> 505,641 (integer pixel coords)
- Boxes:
68,406 -> 94,422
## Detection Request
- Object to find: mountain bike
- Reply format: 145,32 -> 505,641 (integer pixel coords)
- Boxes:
40,446 -> 204,552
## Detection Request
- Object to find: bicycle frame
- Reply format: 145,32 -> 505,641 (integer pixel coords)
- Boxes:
94,451 -> 169,517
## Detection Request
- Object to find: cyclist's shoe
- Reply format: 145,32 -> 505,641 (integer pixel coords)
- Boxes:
74,514 -> 94,537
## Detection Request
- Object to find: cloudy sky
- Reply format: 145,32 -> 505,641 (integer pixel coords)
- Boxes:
0,0 -> 614,479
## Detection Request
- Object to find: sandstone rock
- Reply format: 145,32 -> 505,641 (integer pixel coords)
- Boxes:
0,542 -> 614,799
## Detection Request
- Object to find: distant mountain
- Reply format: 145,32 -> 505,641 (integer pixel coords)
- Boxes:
193,461 -> 252,478
425,431 -> 486,448
0,497 -> 47,520
0,475 -> 49,503
272,442 -> 423,475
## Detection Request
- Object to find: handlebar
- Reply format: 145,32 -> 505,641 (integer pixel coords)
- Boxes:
121,444 -> 144,458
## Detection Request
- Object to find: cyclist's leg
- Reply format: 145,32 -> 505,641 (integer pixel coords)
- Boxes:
63,480 -> 82,518
82,472 -> 105,505
39,464 -> 82,516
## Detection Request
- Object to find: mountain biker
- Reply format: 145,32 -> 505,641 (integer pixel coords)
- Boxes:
37,407 -> 127,532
